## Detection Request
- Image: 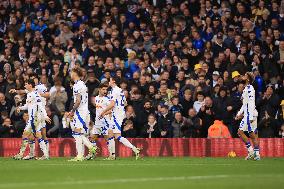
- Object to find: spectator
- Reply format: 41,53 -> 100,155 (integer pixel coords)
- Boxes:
0,92 -> 12,114
180,89 -> 194,116
49,80 -> 68,115
185,108 -> 202,138
193,91 -> 205,113
141,114 -> 160,138
158,105 -> 173,138
45,106 -> 60,138
171,112 -> 193,138
122,120 -> 137,138
198,96 -> 215,137
257,85 -> 280,118
14,112 -> 29,138
213,86 -> 234,131
169,96 -> 183,115
0,118 -> 15,138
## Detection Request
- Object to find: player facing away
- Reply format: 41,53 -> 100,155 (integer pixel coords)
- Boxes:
99,77 -> 140,160
85,83 -> 113,160
68,68 -> 97,162
13,79 -> 51,160
10,74 -> 50,160
235,72 -> 260,160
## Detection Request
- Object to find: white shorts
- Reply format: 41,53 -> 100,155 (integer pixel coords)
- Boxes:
91,118 -> 111,136
73,110 -> 90,134
239,116 -> 258,133
110,114 -> 125,134
24,118 -> 45,134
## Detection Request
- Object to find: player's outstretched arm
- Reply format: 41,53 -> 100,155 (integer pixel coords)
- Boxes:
99,100 -> 115,119
9,89 -> 26,95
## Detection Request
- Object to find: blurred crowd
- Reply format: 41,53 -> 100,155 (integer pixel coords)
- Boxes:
0,0 -> 284,138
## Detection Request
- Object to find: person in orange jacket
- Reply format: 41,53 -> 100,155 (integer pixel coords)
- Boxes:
208,120 -> 232,138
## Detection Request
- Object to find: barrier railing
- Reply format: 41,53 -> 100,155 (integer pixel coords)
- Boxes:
0,138 -> 283,157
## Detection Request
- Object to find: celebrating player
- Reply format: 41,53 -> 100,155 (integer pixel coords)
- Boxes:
235,72 -> 260,160
85,83 -> 112,160
13,79 -> 51,160
68,68 -> 97,162
99,76 -> 140,160
10,74 -> 50,160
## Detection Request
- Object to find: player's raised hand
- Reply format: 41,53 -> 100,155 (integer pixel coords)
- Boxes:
45,116 -> 52,124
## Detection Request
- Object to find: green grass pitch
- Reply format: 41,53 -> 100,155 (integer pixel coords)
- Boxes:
0,157 -> 283,189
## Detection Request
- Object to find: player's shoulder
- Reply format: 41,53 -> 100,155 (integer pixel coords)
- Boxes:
246,84 -> 255,91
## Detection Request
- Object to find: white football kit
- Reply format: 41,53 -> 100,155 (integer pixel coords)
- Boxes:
108,86 -> 126,134
35,83 -> 48,129
92,95 -> 112,135
73,80 -> 90,134
20,90 -> 47,133
237,84 -> 258,132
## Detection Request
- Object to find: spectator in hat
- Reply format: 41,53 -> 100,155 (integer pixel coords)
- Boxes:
229,70 -> 241,93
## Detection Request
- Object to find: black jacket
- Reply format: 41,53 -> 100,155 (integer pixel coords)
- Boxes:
157,113 -> 173,138
140,122 -> 160,138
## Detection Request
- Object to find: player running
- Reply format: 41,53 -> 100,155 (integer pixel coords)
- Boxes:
85,83 -> 112,160
99,76 -> 140,160
67,68 -> 97,162
13,79 -> 51,160
10,74 -> 50,160
235,72 -> 260,160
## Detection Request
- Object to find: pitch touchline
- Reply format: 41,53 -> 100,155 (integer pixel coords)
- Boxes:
0,175 -> 229,188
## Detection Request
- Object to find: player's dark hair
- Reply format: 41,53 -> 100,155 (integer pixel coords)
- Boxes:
71,67 -> 83,77
99,82 -> 109,89
246,72 -> 254,84
25,79 -> 35,88
111,76 -> 121,85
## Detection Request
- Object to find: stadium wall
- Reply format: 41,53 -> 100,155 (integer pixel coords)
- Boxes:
0,138 -> 284,157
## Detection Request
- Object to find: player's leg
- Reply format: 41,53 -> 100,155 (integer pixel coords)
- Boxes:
85,133 -> 99,160
23,134 -> 35,160
69,127 -> 84,161
35,131 -> 49,160
112,115 -> 140,159
238,119 -> 254,160
41,126 -> 49,158
105,129 -> 116,160
79,113 -> 97,156
13,124 -> 31,160
249,119 -> 260,160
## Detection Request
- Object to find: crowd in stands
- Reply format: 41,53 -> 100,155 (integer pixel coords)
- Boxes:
0,0 -> 283,138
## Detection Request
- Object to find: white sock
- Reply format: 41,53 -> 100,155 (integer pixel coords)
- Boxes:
44,139 -> 49,156
38,138 -> 48,157
19,138 -> 29,156
117,136 -> 135,151
81,135 -> 93,149
29,140 -> 35,157
73,133 -> 83,157
108,137 -> 115,157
